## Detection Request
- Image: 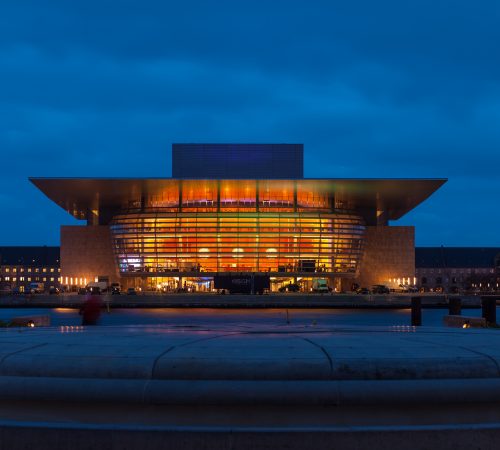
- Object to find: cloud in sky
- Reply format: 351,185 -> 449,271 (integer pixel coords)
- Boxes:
0,0 -> 499,245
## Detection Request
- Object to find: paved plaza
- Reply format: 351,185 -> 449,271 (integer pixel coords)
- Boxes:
0,322 -> 498,448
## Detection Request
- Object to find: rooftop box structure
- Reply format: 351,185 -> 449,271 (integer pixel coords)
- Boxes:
172,143 -> 303,179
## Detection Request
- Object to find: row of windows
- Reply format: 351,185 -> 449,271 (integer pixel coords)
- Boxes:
420,276 -> 499,285
1,266 -> 60,273
125,180 -> 342,211
1,276 -> 59,282
417,268 -> 495,274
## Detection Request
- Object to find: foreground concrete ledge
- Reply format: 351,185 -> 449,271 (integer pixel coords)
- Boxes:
1,421 -> 500,450
444,315 -> 487,328
1,325 -> 500,449
0,324 -> 500,403
1,324 -> 500,381
2,376 -> 500,406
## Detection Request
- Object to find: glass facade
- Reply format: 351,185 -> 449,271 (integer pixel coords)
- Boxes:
110,210 -> 365,275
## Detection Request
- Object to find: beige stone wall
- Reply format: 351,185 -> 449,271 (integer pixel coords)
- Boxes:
352,226 -> 415,289
60,226 -> 121,285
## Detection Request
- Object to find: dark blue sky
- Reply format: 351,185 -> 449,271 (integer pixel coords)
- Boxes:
1,0 -> 499,246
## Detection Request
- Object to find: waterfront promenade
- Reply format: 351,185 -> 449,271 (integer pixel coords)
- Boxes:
0,292 -> 484,309
0,321 -> 500,449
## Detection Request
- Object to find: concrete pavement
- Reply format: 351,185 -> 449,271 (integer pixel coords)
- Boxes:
1,323 -> 500,449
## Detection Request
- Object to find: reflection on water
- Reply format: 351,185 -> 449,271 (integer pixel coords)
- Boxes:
0,307 -> 493,328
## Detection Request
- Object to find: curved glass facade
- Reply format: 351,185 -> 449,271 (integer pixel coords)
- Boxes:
110,210 -> 365,275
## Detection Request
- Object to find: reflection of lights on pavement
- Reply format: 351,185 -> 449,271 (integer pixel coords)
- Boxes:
59,325 -> 85,333
390,325 -> 416,333
53,308 -> 74,314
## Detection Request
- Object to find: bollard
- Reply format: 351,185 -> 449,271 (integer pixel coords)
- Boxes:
481,297 -> 497,325
449,297 -> 462,316
411,296 -> 422,326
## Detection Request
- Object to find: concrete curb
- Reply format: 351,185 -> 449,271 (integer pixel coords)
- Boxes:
2,376 -> 500,406
1,420 -> 500,450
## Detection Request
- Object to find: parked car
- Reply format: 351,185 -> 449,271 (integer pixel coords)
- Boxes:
78,287 -> 87,295
371,284 -> 390,294
0,286 -> 12,295
399,284 -> 418,293
49,287 -> 60,295
356,287 -> 371,295
86,281 -> 109,293
278,283 -> 300,293
127,287 -> 137,295
28,282 -> 44,294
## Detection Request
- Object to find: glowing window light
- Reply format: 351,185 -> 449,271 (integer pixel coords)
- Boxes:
198,248 -> 210,258
232,248 -> 244,258
266,248 -> 277,258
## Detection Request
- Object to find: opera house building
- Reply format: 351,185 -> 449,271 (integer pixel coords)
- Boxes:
31,144 -> 446,292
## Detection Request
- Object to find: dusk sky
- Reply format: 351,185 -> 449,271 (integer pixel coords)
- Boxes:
1,0 -> 499,246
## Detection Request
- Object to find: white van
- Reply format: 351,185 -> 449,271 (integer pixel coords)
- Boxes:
312,279 -> 329,293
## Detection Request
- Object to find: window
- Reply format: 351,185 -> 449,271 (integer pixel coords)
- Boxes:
436,277 -> 443,285
58,268 -> 61,272
20,268 -> 24,273
42,277 -> 46,282
27,277 -> 31,282
50,268 -> 54,273
42,268 -> 47,273
20,277 -> 24,282
5,268 -> 9,273
4,277 -> 9,281
35,268 -> 39,273
421,277 -> 427,285
50,277 -> 54,282
13,268 -> 17,273
28,268 -> 32,273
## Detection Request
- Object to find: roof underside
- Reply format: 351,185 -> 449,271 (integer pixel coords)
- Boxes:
30,178 -> 446,222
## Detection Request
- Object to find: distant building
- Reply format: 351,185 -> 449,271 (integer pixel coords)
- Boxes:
0,246 -> 61,293
30,144 -> 445,293
415,247 -> 500,292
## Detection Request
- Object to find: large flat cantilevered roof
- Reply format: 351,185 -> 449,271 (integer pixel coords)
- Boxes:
30,178 -> 446,222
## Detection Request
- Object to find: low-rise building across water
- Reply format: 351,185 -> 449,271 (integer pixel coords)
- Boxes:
0,246 -> 60,293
